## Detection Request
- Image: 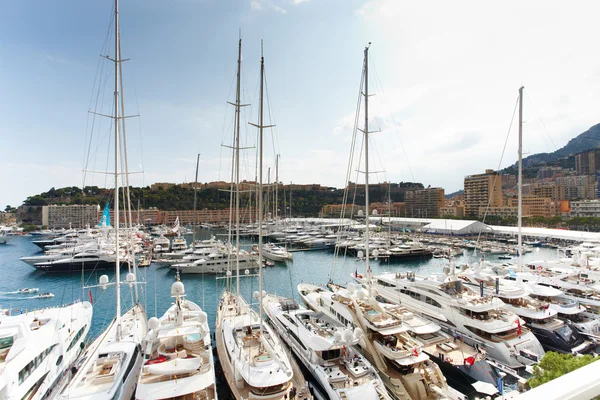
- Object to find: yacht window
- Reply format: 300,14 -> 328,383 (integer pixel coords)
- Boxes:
377,279 -> 396,288
67,325 -> 87,352
0,336 -> 13,350
425,296 -> 441,308
320,349 -> 340,360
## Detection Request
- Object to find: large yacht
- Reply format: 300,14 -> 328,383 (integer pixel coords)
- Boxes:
299,282 -> 481,400
172,247 -> 256,274
361,271 -> 545,369
0,301 -> 93,399
136,274 -> 216,399
262,293 -> 390,400
458,269 -> 597,356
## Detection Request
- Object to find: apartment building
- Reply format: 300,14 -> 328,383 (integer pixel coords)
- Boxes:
575,149 -> 600,175
507,197 -> 555,218
464,170 -> 502,217
42,204 -> 100,228
570,200 -> 600,218
555,175 -> 596,200
405,187 -> 445,218
440,205 -> 465,217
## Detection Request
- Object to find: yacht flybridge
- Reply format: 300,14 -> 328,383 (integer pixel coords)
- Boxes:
361,271 -> 545,369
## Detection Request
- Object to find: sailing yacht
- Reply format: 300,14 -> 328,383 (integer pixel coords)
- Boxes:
216,39 -> 307,400
0,301 -> 93,399
58,1 -> 147,398
136,273 -> 216,399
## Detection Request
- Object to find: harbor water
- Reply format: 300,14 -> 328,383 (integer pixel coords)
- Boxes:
0,230 -> 560,396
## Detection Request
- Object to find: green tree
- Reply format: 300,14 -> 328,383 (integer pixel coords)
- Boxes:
528,351 -> 600,388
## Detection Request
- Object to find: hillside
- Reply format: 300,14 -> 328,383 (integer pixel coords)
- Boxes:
502,123 -> 600,174
20,182 -> 424,217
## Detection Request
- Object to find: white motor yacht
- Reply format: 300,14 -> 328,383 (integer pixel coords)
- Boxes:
0,301 -> 93,399
360,271 -> 545,369
263,293 -> 390,400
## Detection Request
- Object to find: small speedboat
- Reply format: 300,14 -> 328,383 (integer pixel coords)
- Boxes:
17,288 -> 39,294
36,292 -> 54,299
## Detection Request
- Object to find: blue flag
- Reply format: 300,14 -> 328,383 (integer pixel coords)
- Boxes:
98,202 -> 111,227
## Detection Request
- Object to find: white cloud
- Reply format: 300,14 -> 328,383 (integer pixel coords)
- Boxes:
340,0 -> 600,192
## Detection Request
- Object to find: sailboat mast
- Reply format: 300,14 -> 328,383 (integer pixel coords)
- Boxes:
114,0 -> 122,339
116,36 -> 139,303
193,153 -> 200,242
234,38 -> 242,295
258,50 -> 265,335
517,86 -> 524,272
364,44 -> 371,278
275,154 -> 279,221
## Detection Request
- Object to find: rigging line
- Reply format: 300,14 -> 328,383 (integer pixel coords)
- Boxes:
218,63 -> 239,183
333,65 -> 365,280
526,92 -> 558,152
475,95 -> 520,249
262,69 -> 281,160
370,56 -> 416,183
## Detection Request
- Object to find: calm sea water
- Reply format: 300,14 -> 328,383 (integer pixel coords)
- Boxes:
0,231 -> 559,396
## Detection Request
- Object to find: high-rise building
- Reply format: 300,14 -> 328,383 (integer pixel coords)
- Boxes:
405,187 -> 445,218
464,169 -> 502,217
575,148 -> 600,175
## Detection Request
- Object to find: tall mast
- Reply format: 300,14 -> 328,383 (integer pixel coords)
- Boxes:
275,154 -> 279,221
193,153 -> 200,242
250,42 -> 274,337
363,44 -> 371,279
517,86 -> 524,272
117,36 -> 138,304
114,0 -> 121,340
234,38 -> 242,295
258,51 -> 265,337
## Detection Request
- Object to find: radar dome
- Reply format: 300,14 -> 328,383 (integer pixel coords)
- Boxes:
148,317 -> 160,330
353,327 -> 363,340
342,329 -> 353,343
198,311 -> 207,324
126,273 -> 136,287
171,281 -> 185,296
347,283 -> 357,293
99,275 -> 109,289
333,331 -> 342,342
253,291 -> 260,300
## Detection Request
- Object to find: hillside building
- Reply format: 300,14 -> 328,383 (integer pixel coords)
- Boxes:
42,204 -> 100,229
464,169 -> 502,217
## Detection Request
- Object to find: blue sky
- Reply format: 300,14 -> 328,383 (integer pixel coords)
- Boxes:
2,0 -> 600,210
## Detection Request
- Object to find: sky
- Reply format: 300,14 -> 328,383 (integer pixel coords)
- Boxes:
2,0 -> 600,210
